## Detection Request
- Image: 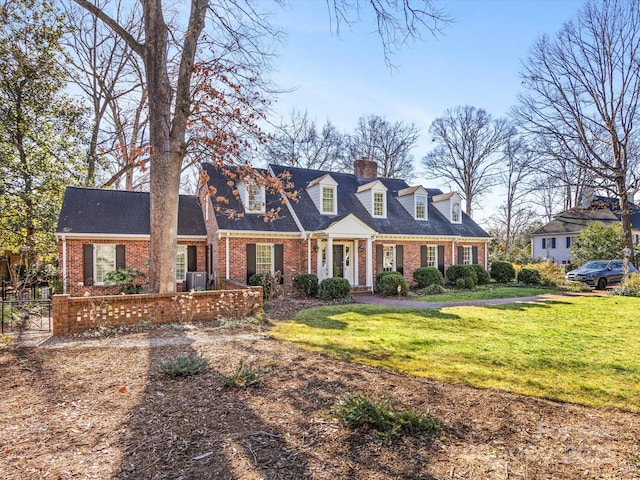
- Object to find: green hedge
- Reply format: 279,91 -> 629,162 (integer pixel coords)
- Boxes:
446,265 -> 477,288
469,264 -> 490,285
413,267 -> 444,288
517,268 -> 541,285
490,261 -> 516,283
293,273 -> 319,297
319,277 -> 351,300
378,272 -> 409,296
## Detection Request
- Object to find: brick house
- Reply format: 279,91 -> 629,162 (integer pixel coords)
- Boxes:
56,159 -> 489,295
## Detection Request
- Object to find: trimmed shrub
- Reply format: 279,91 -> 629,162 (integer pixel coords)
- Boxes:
490,261 -> 516,283
470,264 -> 490,285
521,261 -> 565,287
413,267 -> 444,288
455,277 -> 476,289
378,272 -> 409,296
319,277 -> 351,300
517,268 -> 541,285
104,268 -> 146,294
446,265 -> 477,285
293,273 -> 319,297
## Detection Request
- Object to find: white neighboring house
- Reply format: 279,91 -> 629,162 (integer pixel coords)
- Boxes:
530,209 -> 619,265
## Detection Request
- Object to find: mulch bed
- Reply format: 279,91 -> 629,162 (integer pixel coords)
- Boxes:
1,296 -> 639,479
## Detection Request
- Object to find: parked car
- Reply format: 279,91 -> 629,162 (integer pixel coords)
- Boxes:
565,260 -> 636,289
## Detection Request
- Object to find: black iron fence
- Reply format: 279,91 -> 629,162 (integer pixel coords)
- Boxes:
1,299 -> 52,334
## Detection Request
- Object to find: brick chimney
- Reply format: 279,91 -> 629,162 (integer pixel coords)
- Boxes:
354,157 -> 378,180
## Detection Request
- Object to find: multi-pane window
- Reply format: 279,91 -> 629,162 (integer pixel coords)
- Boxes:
176,245 -> 187,281
383,245 -> 395,271
322,187 -> 335,214
256,244 -> 273,274
94,244 -> 116,283
247,183 -> 263,213
462,246 -> 473,265
416,195 -> 426,219
373,191 -> 385,217
452,202 -> 461,223
542,237 -> 556,249
425,245 -> 437,267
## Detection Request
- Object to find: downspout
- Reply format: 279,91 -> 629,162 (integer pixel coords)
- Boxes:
307,235 -> 312,274
62,235 -> 67,294
225,232 -> 230,279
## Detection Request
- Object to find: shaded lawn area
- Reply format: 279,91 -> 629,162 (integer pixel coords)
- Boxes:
270,296 -> 640,411
413,285 -> 563,302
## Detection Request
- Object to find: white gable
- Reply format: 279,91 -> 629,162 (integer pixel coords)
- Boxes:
324,214 -> 376,238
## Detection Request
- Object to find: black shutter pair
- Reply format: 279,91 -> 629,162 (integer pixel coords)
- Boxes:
82,244 -> 125,286
456,246 -> 479,265
420,245 -> 446,274
246,244 -> 284,284
375,244 -> 403,275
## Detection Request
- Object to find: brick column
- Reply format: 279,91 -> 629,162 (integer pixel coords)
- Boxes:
52,294 -> 70,335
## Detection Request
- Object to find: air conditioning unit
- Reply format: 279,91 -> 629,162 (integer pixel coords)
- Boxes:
185,271 -> 207,291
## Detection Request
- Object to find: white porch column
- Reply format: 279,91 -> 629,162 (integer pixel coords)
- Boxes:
452,240 -> 456,265
353,239 -> 359,286
327,236 -> 334,278
366,236 -> 373,290
316,239 -> 323,279
307,236 -> 312,274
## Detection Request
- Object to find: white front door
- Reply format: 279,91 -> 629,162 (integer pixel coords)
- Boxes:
333,242 -> 355,285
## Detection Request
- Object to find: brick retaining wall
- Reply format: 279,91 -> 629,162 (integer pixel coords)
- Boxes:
52,287 -> 263,335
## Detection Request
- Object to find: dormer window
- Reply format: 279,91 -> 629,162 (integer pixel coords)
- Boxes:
452,202 -> 461,223
322,186 -> 335,214
415,195 -> 426,220
239,180 -> 265,214
373,191 -> 385,217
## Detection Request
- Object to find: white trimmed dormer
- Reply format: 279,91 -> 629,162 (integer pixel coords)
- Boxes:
356,180 -> 388,218
307,173 -> 338,215
237,179 -> 265,214
397,186 -> 428,221
432,192 -> 462,224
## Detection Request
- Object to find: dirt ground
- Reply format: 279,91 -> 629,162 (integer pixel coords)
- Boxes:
1,296 -> 639,479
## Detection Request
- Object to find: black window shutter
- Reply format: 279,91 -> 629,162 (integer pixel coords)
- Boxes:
542,238 -> 546,249
566,236 -> 571,248
246,244 -> 256,284
457,246 -> 464,265
472,246 -> 478,265
274,244 -> 284,284
187,245 -> 197,272
395,245 -> 403,275
437,245 -> 445,274
115,244 -> 126,270
376,244 -> 383,275
83,244 -> 94,286
551,237 -> 556,249
420,245 -> 427,267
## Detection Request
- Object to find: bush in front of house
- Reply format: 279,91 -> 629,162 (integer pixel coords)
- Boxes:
517,268 -> 541,285
490,261 -> 516,283
446,265 -> 477,288
319,277 -> 351,300
377,272 -> 409,296
612,272 -> 640,297
293,273 -> 319,297
413,267 -> 444,288
375,271 -> 396,291
469,264 -> 490,285
521,261 -> 566,286
249,272 -> 280,299
104,268 -> 146,294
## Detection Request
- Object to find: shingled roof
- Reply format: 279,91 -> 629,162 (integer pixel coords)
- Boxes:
203,162 -> 489,238
56,186 -> 206,236
531,208 -> 619,236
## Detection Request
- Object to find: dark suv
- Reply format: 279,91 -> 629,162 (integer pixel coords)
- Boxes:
565,260 -> 636,289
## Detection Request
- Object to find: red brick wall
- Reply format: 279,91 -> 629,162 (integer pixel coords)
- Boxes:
59,238 -> 207,297
52,287 -> 263,335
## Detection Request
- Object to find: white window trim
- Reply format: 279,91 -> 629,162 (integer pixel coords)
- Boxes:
372,190 -> 386,218
382,244 -> 396,272
256,243 -> 274,275
244,182 -> 265,214
321,185 -> 337,215
94,244 -> 116,286
415,195 -> 427,220
462,245 -> 473,265
176,245 -> 187,282
451,202 -> 461,224
425,244 -> 437,268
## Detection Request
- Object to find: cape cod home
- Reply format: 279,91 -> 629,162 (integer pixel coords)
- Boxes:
530,195 -> 640,265
56,158 -> 490,296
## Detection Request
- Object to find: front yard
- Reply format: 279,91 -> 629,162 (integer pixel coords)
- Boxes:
1,294 -> 639,479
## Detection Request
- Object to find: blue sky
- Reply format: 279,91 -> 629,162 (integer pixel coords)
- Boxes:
266,0 -> 586,222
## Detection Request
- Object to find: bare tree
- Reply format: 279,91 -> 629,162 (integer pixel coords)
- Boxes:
422,105 -> 512,217
513,0 -> 640,262
263,110 -> 348,171
348,114 -> 419,179
72,0 -> 451,293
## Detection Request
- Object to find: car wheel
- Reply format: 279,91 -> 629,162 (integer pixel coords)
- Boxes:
597,278 -> 607,290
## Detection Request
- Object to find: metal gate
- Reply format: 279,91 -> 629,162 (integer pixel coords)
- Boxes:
1,299 -> 52,334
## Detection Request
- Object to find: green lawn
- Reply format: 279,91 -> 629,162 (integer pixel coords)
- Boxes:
270,296 -> 640,411
413,285 -> 563,302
